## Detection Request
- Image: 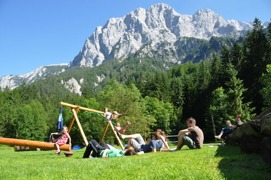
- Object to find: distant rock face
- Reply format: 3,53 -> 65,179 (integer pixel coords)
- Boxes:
68,3 -> 252,68
61,78 -> 82,95
0,64 -> 67,90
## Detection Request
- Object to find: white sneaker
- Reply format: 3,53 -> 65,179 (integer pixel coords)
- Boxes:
137,151 -> 144,155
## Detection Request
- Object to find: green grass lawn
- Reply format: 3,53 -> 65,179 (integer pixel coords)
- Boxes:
0,144 -> 270,180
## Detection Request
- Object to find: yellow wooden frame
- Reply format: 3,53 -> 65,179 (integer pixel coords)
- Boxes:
60,102 -> 124,149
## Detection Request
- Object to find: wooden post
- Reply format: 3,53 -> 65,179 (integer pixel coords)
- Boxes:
0,137 -> 71,151
100,121 -> 124,150
211,115 -> 216,138
72,108 -> 89,146
100,122 -> 110,142
67,107 -> 79,133
108,121 -> 124,150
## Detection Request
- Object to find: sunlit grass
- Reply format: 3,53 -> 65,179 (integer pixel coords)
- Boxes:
0,144 -> 270,179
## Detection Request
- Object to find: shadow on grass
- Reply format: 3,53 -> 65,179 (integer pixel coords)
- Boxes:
215,144 -> 271,179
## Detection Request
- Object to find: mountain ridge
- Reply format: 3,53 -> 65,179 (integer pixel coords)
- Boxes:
68,3 -> 252,68
0,64 -> 68,90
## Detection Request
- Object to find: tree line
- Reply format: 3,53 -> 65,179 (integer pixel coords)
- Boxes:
0,18 -> 270,144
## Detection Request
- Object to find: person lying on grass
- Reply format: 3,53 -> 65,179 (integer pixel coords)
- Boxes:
175,117 -> 204,150
82,139 -> 136,158
50,126 -> 71,155
118,132 -> 171,153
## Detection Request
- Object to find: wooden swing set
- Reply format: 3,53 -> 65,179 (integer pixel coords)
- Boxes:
0,102 -> 124,151
60,101 -> 124,150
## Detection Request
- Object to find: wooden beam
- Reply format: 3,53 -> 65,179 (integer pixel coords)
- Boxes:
67,107 -> 79,133
100,122 -> 110,142
0,137 -> 71,151
108,121 -> 125,150
60,102 -> 104,114
100,121 -> 124,150
72,108 -> 89,146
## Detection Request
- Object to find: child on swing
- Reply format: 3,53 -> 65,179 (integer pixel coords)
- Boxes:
115,121 -> 131,133
50,126 -> 71,155
103,107 -> 131,133
103,108 -> 122,121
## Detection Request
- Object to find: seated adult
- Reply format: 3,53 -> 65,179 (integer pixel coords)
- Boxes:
215,120 -> 234,140
82,139 -> 136,158
175,117 -> 204,150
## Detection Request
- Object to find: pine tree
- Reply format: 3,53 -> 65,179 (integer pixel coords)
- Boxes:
220,45 -> 232,84
210,54 -> 222,84
240,18 -> 268,113
221,45 -> 231,66
209,86 -> 228,136
260,65 -> 271,108
225,65 -> 254,120
225,66 -> 245,116
230,42 -> 243,72
260,22 -> 271,109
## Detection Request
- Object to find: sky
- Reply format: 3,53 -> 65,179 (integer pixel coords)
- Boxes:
0,0 -> 270,77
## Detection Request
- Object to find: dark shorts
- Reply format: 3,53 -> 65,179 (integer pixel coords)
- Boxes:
182,135 -> 196,149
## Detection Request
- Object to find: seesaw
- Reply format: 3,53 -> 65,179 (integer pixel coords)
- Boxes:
0,137 -> 71,151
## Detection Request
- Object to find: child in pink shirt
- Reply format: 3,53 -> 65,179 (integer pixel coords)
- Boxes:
50,126 -> 71,155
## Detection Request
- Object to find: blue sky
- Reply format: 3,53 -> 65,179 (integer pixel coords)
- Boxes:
0,0 -> 270,77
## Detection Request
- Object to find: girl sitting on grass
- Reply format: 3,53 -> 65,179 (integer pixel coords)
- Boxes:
152,129 -> 171,151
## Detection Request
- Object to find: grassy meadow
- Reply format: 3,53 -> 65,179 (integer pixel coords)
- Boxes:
0,143 -> 270,180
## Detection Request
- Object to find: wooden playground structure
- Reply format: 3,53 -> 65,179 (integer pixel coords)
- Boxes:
60,101 -> 124,149
0,101 -> 124,152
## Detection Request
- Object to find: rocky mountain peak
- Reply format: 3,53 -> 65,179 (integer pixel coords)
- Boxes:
68,3 -> 252,69
194,9 -> 219,18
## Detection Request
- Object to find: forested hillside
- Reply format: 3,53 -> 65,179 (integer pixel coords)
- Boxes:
0,19 -> 270,145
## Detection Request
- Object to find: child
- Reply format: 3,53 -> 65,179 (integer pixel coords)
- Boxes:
115,121 -> 131,133
50,126 -> 71,155
235,114 -> 243,127
103,108 -> 122,121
